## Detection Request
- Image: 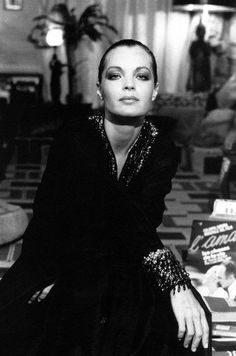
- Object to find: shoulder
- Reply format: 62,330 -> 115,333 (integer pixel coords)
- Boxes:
53,113 -> 97,143
146,117 -> 178,157
145,117 -> 179,176
50,113 -> 104,161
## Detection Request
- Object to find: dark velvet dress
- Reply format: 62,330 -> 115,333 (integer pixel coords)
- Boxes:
0,114 -> 210,356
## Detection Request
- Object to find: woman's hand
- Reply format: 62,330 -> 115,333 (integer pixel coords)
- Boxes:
170,286 -> 209,353
28,284 -> 55,304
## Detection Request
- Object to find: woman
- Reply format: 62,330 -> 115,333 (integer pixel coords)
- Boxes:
197,265 -> 228,298
0,39 -> 210,355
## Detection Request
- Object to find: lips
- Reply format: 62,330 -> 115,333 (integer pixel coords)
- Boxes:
119,96 -> 139,102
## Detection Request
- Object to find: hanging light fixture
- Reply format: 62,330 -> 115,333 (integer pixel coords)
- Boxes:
45,4 -> 65,47
173,0 -> 236,13
45,27 -> 64,47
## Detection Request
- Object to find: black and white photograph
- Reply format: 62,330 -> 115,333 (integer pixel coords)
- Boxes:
0,0 -> 236,355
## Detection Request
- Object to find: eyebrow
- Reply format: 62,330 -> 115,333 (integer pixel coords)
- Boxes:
106,66 -> 152,73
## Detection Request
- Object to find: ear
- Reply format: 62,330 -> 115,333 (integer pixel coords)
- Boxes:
152,83 -> 159,101
96,82 -> 103,101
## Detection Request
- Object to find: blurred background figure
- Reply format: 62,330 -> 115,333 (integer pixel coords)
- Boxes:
197,265 -> 228,298
217,261 -> 236,300
49,52 -> 67,105
187,23 -> 211,93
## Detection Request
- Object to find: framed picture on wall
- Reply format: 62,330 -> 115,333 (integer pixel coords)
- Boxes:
3,0 -> 23,11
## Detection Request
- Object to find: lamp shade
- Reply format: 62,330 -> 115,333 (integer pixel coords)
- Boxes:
173,0 -> 236,12
46,28 -> 64,47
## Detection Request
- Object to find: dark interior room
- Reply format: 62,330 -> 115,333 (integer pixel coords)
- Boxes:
0,0 -> 236,355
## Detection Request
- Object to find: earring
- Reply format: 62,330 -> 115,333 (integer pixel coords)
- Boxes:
152,92 -> 158,101
97,90 -> 103,100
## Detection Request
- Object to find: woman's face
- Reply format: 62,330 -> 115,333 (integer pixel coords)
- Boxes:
97,45 -> 158,120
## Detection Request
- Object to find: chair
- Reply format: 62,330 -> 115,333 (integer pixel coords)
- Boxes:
0,200 -> 28,245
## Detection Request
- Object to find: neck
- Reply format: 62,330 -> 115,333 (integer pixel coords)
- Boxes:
104,113 -> 145,155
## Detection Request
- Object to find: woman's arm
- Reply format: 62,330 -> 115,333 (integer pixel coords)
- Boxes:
142,247 -> 209,352
0,128 -> 74,310
111,133 -> 210,352
109,134 -> 178,254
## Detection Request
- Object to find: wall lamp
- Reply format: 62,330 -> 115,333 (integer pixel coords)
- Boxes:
173,0 -> 236,13
45,27 -> 64,47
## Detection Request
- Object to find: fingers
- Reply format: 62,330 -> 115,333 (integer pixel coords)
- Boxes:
28,284 -> 55,304
42,284 -> 54,296
37,290 -> 47,302
200,308 -> 209,349
187,311 -> 201,352
177,317 -> 186,341
171,288 -> 209,353
28,290 -> 42,304
178,306 -> 209,352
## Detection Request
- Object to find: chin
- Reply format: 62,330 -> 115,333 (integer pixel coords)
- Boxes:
115,108 -> 148,118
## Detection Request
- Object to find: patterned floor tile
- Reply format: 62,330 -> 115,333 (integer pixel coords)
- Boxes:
172,216 -> 195,227
193,181 -> 219,191
180,203 -> 203,213
192,202 -> 212,213
29,172 -> 42,179
11,181 -> 40,188
172,182 -> 183,190
0,191 -> 11,198
177,182 -> 197,191
165,201 -> 188,215
26,190 -> 36,200
7,201 -> 33,209
9,190 -> 24,199
157,226 -> 191,244
188,192 -> 219,200
158,232 -> 185,240
15,164 -> 43,170
175,174 -> 199,179
14,172 -> 27,179
187,213 -> 212,221
167,190 -> 192,202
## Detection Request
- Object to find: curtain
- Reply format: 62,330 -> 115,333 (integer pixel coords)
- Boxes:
100,0 -> 233,94
74,0 -> 204,94
99,0 -> 192,93
64,0 -> 183,95
40,0 -> 234,101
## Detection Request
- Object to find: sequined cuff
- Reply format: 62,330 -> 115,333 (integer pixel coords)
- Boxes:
142,247 -> 191,294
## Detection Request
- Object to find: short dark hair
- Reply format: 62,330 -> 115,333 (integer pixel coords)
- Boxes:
98,39 -> 158,85
223,261 -> 236,278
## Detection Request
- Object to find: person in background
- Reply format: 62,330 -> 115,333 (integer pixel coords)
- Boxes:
0,39 -> 209,355
204,73 -> 236,198
187,23 -> 211,93
49,53 -> 67,105
198,265 -> 228,298
217,261 -> 236,300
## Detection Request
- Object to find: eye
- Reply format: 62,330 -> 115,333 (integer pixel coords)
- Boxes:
136,73 -> 150,80
106,72 -> 121,80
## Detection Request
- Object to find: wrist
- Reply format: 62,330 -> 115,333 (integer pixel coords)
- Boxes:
143,247 -> 191,294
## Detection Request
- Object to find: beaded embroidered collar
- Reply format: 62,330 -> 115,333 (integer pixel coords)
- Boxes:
89,113 -> 159,186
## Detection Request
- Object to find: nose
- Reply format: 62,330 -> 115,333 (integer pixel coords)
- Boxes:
123,76 -> 135,90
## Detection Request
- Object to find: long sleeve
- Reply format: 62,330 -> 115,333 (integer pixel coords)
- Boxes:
127,136 -> 191,293
108,133 -> 191,292
143,247 -> 191,294
108,134 -> 178,254
128,137 -> 191,293
22,129 -> 74,262
0,128 -> 74,310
